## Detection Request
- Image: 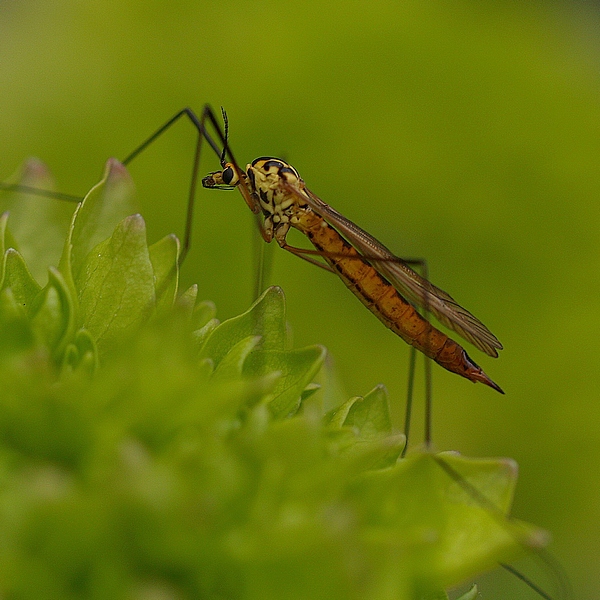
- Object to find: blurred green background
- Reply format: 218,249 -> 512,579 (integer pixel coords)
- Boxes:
0,0 -> 598,597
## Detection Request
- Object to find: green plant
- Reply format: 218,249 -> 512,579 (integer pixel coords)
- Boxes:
0,158 -> 547,599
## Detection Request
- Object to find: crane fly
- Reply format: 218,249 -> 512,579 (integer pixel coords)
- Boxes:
0,105 -> 504,394
0,106 -> 570,600
200,115 -> 503,394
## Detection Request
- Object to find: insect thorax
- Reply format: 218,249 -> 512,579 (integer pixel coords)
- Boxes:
248,157 -> 306,225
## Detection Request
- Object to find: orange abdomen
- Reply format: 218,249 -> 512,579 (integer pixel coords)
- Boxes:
294,211 -> 501,392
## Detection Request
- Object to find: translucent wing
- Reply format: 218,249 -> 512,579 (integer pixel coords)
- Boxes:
296,185 -> 502,358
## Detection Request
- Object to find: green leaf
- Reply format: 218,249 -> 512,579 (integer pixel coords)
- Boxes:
0,160 -> 548,600
62,342 -> 80,372
326,386 -> 405,470
76,214 -> 155,350
312,352 -> 349,414
455,585 -> 478,600
198,286 -> 287,366
0,212 -> 8,283
57,201 -> 81,308
30,267 -> 76,357
192,299 -> 216,329
66,158 -> 137,283
212,335 -> 262,381
353,452 -> 548,594
176,283 -> 198,319
148,233 -> 179,311
337,384 -> 392,438
300,382 -> 321,403
246,345 -> 326,418
192,317 -> 219,348
61,329 -> 98,376
326,395 -> 361,429
0,287 -> 35,356
422,591 -> 449,600
2,248 -> 42,310
0,159 -> 74,283
196,285 -> 322,419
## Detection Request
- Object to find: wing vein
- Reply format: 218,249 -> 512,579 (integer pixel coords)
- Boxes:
296,185 -> 502,357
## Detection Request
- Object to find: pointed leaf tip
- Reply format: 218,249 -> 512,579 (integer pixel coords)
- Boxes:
20,157 -> 54,185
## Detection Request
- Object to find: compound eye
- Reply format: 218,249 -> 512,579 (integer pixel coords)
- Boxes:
222,164 -> 239,186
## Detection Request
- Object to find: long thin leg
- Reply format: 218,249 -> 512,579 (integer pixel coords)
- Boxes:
121,106 -> 224,167
269,244 -> 426,273
276,241 -> 434,449
423,346 -> 432,448
279,240 -> 433,450
5,107 -> 434,451
1,105 -> 229,211
500,563 -> 556,600
275,243 -> 421,275
401,346 -> 417,458
434,455 -> 569,600
120,105 -> 229,266
400,257 -> 433,449
0,183 -> 82,203
280,243 -> 336,273
100,105 -> 267,302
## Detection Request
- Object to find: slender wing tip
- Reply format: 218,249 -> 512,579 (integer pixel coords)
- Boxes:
484,346 -> 499,359
462,334 -> 502,359
487,342 -> 502,359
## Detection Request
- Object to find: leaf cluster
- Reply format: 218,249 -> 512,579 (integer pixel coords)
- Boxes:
0,160 -> 547,599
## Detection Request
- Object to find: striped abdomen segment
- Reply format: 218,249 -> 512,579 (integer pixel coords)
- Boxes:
294,211 -> 502,392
